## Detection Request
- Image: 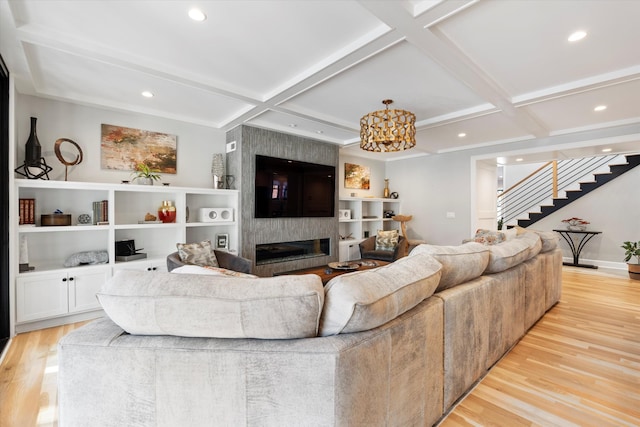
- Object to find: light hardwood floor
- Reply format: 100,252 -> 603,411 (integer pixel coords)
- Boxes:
0,267 -> 638,427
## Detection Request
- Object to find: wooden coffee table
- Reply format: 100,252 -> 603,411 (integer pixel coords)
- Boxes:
274,259 -> 389,285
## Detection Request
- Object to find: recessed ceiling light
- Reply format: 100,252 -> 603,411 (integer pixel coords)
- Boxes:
602,148 -> 612,153
516,158 -> 523,162
594,105 -> 607,112
316,130 -> 324,134
141,91 -> 154,98
288,123 -> 297,128
188,8 -> 207,21
458,132 -> 466,138
568,30 -> 587,42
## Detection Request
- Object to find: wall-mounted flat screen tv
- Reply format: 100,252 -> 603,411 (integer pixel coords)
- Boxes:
255,155 -> 335,218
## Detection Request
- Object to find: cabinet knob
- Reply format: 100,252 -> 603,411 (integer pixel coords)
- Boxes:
69,277 -> 74,281
147,267 -> 152,271
62,277 -> 67,282
152,267 -> 157,271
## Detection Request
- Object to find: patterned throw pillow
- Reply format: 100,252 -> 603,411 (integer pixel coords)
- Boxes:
375,229 -> 399,251
176,240 -> 219,267
472,229 -> 506,245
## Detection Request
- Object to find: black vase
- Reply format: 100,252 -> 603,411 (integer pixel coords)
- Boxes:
25,117 -> 42,166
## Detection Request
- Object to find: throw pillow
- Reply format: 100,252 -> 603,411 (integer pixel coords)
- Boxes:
375,229 -> 399,251
176,240 -> 219,267
472,229 -> 506,245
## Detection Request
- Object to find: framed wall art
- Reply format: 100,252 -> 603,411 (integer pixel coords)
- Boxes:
344,163 -> 370,190
101,124 -> 177,173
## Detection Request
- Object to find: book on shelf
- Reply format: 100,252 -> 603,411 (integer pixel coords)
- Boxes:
18,198 -> 35,225
92,200 -> 109,225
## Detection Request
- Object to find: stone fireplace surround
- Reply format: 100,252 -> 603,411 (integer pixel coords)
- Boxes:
226,125 -> 339,278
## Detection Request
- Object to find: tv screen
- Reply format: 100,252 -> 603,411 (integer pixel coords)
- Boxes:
255,155 -> 335,218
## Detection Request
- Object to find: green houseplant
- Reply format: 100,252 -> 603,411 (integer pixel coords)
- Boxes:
621,240 -> 640,280
131,163 -> 161,185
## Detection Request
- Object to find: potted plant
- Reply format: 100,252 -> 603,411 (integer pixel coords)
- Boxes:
621,240 -> 640,280
131,163 -> 161,185
561,217 -> 589,231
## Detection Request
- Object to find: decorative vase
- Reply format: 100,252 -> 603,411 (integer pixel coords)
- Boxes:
211,153 -> 225,189
628,263 -> 640,280
25,117 -> 42,166
158,200 -> 176,223
138,177 -> 154,185
383,179 -> 390,198
567,225 -> 586,231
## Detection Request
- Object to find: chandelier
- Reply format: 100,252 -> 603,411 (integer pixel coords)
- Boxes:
360,99 -> 416,152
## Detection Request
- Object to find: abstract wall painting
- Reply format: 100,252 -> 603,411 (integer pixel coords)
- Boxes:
344,163 -> 370,190
101,124 -> 177,173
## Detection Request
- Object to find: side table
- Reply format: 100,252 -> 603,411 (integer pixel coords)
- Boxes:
553,229 -> 602,269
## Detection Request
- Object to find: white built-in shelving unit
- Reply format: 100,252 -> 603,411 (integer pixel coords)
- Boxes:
13,179 -> 239,332
337,197 -> 401,261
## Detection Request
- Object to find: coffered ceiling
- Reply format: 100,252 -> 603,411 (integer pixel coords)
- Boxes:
1,0 -> 639,162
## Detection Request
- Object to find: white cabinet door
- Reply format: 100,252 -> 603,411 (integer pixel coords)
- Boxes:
113,258 -> 167,273
16,273 -> 68,322
68,268 -> 111,313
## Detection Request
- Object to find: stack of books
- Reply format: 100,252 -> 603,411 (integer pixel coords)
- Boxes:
19,198 -> 36,225
92,200 -> 109,225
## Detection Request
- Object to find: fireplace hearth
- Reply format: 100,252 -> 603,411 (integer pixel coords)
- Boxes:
256,238 -> 330,265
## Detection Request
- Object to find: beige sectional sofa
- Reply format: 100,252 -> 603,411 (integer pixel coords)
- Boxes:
58,229 -> 562,427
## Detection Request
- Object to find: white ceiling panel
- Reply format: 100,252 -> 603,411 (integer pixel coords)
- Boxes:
280,40 -> 488,126
415,112 -> 534,154
436,0 -> 640,97
25,44 -> 253,127
11,0 -> 385,99
523,79 -> 640,134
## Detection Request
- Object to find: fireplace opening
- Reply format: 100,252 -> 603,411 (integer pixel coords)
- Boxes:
256,238 -> 330,265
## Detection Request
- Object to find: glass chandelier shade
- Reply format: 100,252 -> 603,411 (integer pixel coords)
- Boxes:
360,99 -> 416,152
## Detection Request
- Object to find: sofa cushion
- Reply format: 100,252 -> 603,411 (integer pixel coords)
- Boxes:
534,230 -> 559,252
410,242 -> 490,291
517,231 -> 542,260
176,240 -> 218,267
97,270 -> 324,339
319,252 -> 442,336
513,226 -> 558,252
375,229 -> 399,251
484,239 -> 531,273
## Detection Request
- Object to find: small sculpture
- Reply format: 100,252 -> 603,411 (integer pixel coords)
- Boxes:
54,138 -> 84,181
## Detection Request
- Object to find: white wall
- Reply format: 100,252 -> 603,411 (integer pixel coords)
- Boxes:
385,151 -> 472,245
15,94 -> 226,187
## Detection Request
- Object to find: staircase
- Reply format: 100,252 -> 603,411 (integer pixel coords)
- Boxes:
499,153 -> 640,228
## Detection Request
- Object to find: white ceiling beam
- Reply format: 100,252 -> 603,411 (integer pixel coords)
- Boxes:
358,0 -> 549,138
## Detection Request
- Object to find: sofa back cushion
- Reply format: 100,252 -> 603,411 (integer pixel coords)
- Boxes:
410,242 -> 490,291
319,253 -> 442,336
534,230 -> 559,252
517,231 -> 542,259
97,270 -> 324,339
484,239 -> 531,273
